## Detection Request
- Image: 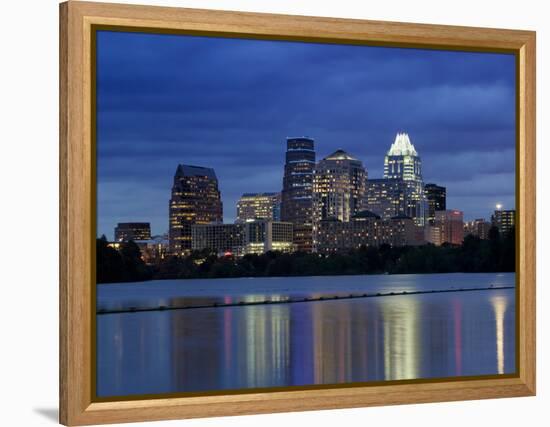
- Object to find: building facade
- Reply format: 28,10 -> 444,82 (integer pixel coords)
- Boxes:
425,183 -> 446,225
191,220 -> 293,256
315,210 -> 423,254
280,137 -> 316,252
491,209 -> 516,236
434,210 -> 464,245
169,164 -> 223,255
114,222 -> 151,242
191,223 -> 245,256
236,192 -> 281,222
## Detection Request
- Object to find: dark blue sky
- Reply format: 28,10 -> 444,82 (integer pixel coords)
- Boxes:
97,30 -> 516,239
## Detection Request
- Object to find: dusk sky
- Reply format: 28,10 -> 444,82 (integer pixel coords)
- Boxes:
96,30 -> 516,239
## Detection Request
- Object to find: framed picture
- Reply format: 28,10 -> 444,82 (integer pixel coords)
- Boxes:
59,1 -> 536,425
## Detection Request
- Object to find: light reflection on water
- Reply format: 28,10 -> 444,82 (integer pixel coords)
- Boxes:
96,274 -> 515,397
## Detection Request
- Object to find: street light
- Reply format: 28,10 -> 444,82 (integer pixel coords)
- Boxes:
496,203 -> 503,210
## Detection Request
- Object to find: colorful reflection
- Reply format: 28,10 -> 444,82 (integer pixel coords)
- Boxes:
97,287 -> 516,397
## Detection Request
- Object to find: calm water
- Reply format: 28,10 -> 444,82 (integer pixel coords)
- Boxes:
96,273 -> 516,397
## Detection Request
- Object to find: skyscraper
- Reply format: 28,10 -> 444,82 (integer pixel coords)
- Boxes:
169,164 -> 223,255
236,192 -> 281,222
365,133 -> 427,226
425,183 -> 447,225
384,133 -> 422,181
312,150 -> 366,224
281,137 -> 316,252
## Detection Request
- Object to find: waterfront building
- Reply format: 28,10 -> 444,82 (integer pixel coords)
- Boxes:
464,218 -> 491,240
364,133 -> 427,226
243,220 -> 294,254
169,164 -> 223,255
280,137 -> 316,252
315,210 -> 423,254
114,222 -> 151,242
435,210 -> 464,245
192,220 -> 293,256
236,192 -> 281,222
191,223 -> 245,257
491,208 -> 516,236
425,183 -> 446,225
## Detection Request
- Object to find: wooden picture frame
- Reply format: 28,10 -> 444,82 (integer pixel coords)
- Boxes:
59,1 -> 536,425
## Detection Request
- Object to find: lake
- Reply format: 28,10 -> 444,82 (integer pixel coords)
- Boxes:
96,272 -> 516,397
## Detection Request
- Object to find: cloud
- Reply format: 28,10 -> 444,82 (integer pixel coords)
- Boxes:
96,30 -> 516,236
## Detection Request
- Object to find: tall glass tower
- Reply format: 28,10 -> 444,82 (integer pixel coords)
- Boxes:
169,164 -> 223,255
281,137 -> 316,252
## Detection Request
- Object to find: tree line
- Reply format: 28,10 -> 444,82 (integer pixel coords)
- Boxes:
96,226 -> 515,284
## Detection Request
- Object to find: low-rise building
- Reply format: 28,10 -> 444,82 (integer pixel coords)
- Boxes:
191,220 -> 293,256
114,222 -> 151,242
314,210 -> 424,254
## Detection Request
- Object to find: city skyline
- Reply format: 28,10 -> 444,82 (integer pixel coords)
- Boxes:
97,31 -> 516,237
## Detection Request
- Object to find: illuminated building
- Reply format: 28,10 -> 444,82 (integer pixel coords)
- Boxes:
384,132 -> 422,181
425,183 -> 446,225
169,164 -> 223,255
280,137 -> 316,252
365,133 -> 427,226
312,149 -> 366,223
114,222 -> 151,242
464,218 -> 491,240
192,223 -> 245,256
491,208 -> 516,236
191,220 -> 293,256
315,211 -> 423,254
364,179 -> 407,220
435,210 -> 464,245
243,220 -> 294,254
236,192 -> 281,222
424,224 -> 442,246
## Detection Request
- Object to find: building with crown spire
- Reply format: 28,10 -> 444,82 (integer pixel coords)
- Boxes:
384,132 -> 423,181
365,132 -> 428,226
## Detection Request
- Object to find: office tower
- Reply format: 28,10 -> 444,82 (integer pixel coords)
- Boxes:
169,164 -> 223,255
425,183 -> 446,225
236,192 -> 281,222
491,208 -> 516,236
281,137 -> 316,252
365,132 -> 427,226
312,149 -> 367,223
384,132 -> 423,181
364,178 -> 407,220
114,222 -> 151,242
435,210 -> 464,245
464,218 -> 491,240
